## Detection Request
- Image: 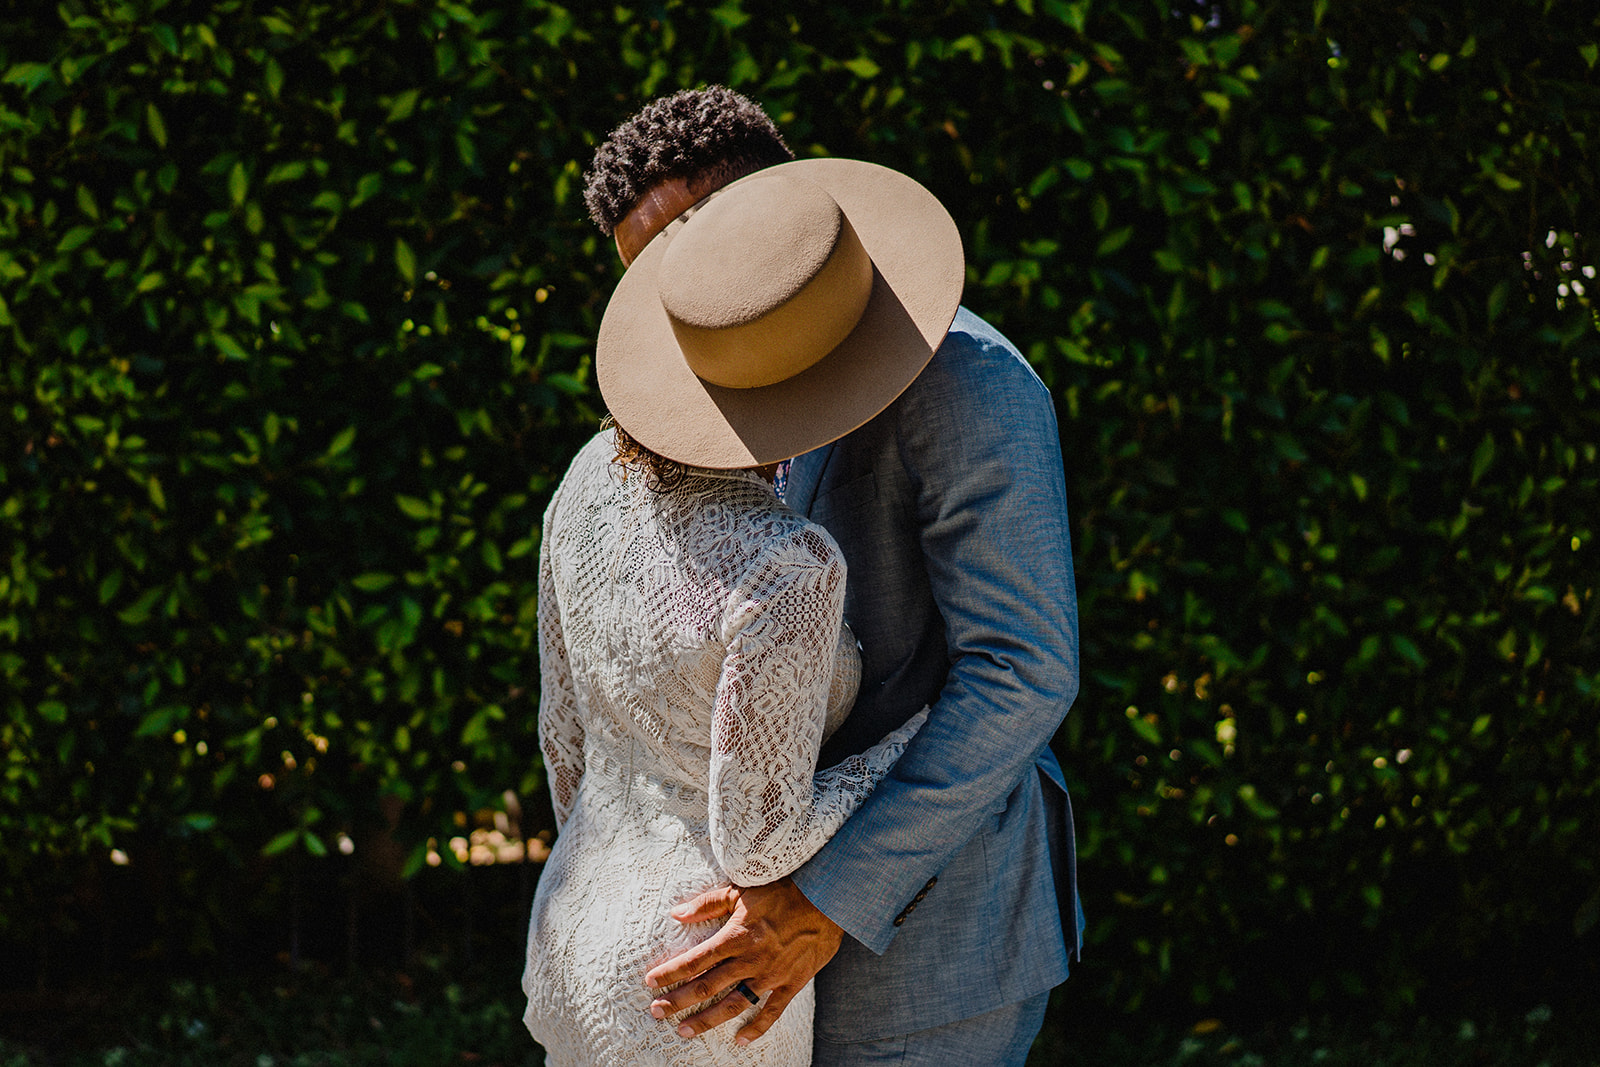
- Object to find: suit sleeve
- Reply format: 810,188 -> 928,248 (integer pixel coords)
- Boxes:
788,323 -> 1080,954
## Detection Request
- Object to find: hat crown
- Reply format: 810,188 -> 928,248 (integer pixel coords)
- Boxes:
657,176 -> 873,389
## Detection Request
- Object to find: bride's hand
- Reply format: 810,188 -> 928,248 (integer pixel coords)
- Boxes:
643,877 -> 843,1046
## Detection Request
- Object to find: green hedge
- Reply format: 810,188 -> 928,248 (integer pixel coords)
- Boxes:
3,0 -> 1597,1013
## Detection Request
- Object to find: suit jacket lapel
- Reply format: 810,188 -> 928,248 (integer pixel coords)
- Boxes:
784,442 -> 836,516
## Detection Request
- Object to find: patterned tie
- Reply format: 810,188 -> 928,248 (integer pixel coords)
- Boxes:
773,459 -> 791,502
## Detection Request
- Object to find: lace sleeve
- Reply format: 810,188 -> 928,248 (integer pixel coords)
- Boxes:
708,528 -> 926,887
537,521 -> 584,831
821,621 -> 861,744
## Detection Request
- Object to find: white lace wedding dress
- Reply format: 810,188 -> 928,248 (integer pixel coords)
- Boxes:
522,431 -> 925,1066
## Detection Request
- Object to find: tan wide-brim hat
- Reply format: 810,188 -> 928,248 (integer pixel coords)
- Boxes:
596,157 -> 964,469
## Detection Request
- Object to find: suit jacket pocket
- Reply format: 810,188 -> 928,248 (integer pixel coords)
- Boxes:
812,471 -> 878,518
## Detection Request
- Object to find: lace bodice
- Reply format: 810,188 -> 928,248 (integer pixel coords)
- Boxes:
524,431 -> 924,1065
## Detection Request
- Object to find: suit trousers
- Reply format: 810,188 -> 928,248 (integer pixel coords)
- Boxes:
810,991 -> 1049,1067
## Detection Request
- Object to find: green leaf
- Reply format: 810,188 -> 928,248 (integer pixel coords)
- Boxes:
352,172 -> 382,206
395,238 -> 417,284
461,707 -> 498,746
1389,634 -> 1427,670
1237,783 -> 1279,820
327,425 -> 357,457
213,332 -> 249,361
134,706 -> 184,738
1045,0 -> 1089,33
262,830 -> 302,856
352,572 -> 396,592
1486,281 -> 1509,323
395,494 -> 431,520
38,700 -> 68,725
1272,434 -> 1308,462
150,23 -> 180,55
56,226 -> 96,252
2,62 -> 55,94
118,586 -> 165,625
1470,434 -> 1496,486
710,1 -> 752,29
146,102 -> 167,148
1127,714 -> 1162,745
1096,226 -> 1134,257
228,161 -> 249,205
386,87 -> 422,122
841,56 -> 880,79
266,160 -> 308,184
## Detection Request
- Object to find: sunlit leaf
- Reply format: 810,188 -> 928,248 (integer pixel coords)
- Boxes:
146,102 -> 168,148
395,494 -> 431,520
395,238 -> 416,284
228,161 -> 248,205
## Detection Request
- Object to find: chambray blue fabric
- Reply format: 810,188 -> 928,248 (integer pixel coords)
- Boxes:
786,307 -> 1082,1044
811,991 -> 1050,1067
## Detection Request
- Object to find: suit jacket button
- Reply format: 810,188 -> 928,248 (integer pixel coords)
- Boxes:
893,915 -> 906,927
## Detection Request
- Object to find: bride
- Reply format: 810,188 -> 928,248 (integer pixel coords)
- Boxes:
522,158 -> 962,1066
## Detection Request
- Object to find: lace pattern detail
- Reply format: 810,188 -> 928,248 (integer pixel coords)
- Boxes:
523,432 -> 923,1066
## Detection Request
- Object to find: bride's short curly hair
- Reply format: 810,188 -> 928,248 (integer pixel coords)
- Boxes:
605,416 -> 693,492
583,86 -> 794,236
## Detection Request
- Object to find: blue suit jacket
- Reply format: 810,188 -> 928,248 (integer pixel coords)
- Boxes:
786,307 -> 1082,1041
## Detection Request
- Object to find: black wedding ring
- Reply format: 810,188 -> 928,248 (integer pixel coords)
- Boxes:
734,980 -> 760,1005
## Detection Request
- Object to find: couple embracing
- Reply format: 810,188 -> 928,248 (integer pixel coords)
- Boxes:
522,87 -> 1083,1067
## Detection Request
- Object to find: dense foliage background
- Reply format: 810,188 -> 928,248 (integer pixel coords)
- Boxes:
3,0 -> 1597,1029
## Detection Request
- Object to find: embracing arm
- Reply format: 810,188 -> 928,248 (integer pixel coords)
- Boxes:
709,527 -> 924,886
642,524 -> 922,1044
789,319 -> 1080,953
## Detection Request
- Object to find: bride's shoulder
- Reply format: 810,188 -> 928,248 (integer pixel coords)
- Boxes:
733,507 -> 846,584
551,429 -> 621,491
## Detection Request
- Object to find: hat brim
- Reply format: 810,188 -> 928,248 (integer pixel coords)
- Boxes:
596,158 -> 964,469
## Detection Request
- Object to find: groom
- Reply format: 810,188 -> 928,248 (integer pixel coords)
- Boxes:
581,87 -> 1082,1065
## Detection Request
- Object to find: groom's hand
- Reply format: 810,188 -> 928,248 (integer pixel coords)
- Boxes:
643,876 -> 843,1046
